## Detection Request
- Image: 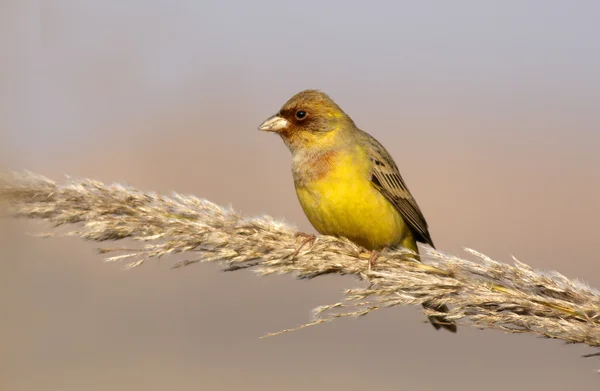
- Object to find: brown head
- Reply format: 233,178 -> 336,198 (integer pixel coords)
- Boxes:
258,90 -> 355,153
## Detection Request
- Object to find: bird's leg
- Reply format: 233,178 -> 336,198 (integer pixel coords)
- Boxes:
291,232 -> 316,260
368,249 -> 380,270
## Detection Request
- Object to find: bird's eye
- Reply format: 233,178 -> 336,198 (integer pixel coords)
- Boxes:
295,110 -> 307,120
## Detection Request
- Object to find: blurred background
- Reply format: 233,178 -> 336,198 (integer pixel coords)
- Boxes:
2,1 -> 599,390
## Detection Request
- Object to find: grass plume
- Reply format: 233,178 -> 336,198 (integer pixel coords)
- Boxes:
1,171 -> 599,353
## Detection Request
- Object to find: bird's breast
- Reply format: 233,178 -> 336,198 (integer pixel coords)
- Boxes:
292,147 -> 409,250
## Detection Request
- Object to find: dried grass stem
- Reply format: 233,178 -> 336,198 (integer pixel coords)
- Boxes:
2,172 -> 599,350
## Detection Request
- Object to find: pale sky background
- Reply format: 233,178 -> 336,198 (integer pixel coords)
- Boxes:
2,1 -> 600,390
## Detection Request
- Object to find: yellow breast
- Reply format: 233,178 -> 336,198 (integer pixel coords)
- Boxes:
293,147 -> 410,250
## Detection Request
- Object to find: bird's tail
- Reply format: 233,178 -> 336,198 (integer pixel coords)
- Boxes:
423,302 -> 457,333
401,237 -> 457,333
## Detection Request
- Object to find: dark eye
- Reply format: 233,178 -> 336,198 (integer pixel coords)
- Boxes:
295,110 -> 307,120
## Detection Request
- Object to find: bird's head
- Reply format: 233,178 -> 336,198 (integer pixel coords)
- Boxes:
258,90 -> 354,153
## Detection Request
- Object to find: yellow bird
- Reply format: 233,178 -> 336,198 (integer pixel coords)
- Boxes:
258,89 -> 456,332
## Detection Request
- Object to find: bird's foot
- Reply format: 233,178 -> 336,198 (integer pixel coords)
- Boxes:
291,232 -> 316,260
368,249 -> 380,271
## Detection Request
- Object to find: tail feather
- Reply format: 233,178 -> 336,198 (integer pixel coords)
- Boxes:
423,303 -> 457,333
399,237 -> 457,332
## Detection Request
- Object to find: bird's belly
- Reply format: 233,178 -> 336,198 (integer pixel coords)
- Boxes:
295,174 -> 409,250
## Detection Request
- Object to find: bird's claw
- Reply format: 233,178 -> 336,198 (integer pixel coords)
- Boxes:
368,249 -> 380,271
291,232 -> 316,260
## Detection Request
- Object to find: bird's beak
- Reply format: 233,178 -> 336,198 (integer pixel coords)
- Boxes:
258,114 -> 290,132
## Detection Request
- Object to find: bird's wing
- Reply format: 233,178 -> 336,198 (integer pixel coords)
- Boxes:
361,131 -> 435,248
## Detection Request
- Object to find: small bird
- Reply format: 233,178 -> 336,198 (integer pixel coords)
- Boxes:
258,90 -> 456,332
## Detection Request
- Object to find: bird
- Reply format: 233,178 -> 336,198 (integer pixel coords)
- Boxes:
258,89 -> 456,332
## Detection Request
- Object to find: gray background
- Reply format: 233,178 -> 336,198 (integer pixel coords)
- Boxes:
2,1 -> 599,390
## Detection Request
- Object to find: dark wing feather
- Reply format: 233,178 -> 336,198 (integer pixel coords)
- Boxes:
360,131 -> 435,248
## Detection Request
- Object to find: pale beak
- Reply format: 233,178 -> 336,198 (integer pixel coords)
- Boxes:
258,114 -> 290,132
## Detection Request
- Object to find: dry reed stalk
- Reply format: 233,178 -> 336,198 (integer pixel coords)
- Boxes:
1,171 -> 599,356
